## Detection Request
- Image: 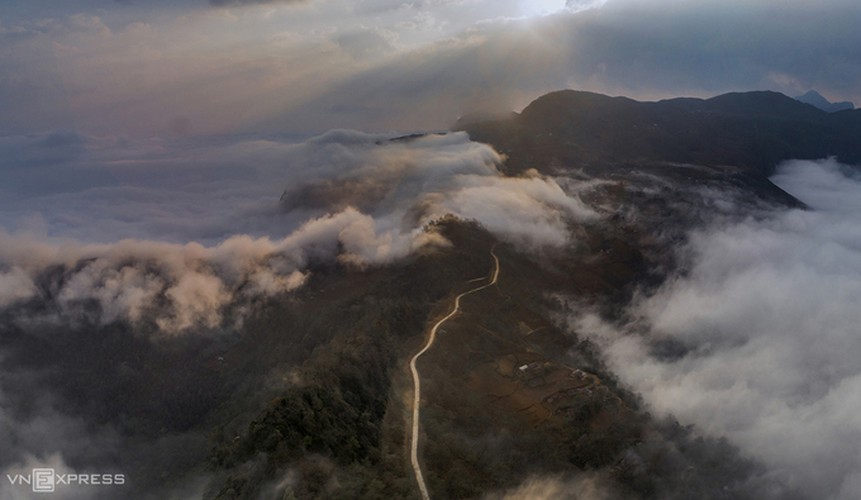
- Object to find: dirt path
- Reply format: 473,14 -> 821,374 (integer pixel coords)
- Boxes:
408,246 -> 500,500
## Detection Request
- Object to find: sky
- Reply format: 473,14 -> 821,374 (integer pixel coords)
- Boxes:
1,0 -> 860,137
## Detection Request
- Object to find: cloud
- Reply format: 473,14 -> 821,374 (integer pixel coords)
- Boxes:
277,131 -> 597,248
561,0 -> 861,101
265,24 -> 571,133
573,159 -> 861,499
0,267 -> 37,307
335,27 -> 396,59
0,209 -> 421,334
209,0 -> 306,5
0,370 -> 126,499
565,0 -> 608,13
0,130 -> 595,334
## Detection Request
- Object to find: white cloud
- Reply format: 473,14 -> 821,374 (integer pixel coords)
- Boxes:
0,130 -> 595,334
574,159 -> 861,499
564,0 -> 607,13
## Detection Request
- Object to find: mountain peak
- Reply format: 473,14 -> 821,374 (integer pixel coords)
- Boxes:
794,90 -> 855,112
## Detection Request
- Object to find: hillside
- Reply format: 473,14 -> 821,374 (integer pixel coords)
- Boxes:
206,216 -> 783,499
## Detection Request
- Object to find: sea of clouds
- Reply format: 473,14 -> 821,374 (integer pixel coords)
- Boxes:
0,130 -> 594,335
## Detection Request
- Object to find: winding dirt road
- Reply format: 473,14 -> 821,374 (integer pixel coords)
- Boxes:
408,246 -> 500,500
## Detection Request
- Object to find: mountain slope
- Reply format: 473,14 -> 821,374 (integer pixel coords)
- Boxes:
206,216 -> 789,499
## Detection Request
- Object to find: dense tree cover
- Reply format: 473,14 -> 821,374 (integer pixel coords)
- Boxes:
208,297 -> 416,498
207,219 -> 498,499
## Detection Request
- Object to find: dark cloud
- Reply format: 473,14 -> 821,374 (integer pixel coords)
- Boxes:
559,0 -> 861,100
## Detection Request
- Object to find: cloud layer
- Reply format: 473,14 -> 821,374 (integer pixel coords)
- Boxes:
575,159 -> 861,499
0,130 -> 594,334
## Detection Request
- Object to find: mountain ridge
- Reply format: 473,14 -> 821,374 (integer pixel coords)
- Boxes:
458,89 -> 861,176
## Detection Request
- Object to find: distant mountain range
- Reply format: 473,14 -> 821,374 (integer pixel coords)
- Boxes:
795,90 -> 855,113
458,89 -> 861,175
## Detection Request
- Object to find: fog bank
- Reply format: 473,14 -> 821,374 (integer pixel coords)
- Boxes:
575,159 -> 861,499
